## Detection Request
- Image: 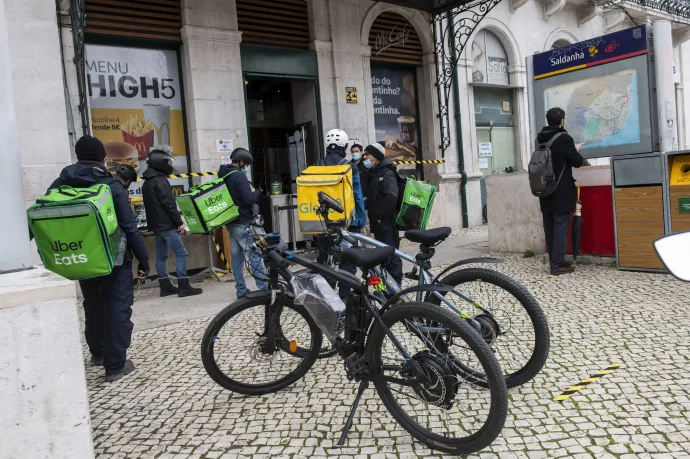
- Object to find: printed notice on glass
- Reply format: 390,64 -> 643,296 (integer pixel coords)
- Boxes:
479,142 -> 493,157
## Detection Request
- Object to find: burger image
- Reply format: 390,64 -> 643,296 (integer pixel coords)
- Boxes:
103,141 -> 140,173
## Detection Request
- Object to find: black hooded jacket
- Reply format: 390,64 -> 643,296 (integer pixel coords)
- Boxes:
218,164 -> 261,225
536,126 -> 584,214
48,162 -> 149,264
142,168 -> 184,232
366,156 -> 399,233
320,146 -> 349,166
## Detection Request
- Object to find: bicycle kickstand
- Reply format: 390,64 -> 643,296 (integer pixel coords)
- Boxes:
334,380 -> 369,448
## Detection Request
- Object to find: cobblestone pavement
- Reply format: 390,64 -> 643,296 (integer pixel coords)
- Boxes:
86,236 -> 690,459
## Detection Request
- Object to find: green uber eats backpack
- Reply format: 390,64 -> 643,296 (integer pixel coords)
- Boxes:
27,183 -> 124,280
176,171 -> 240,234
395,177 -> 437,231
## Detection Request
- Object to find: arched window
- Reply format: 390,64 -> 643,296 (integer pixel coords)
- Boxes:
471,30 -> 509,85
551,39 -> 572,50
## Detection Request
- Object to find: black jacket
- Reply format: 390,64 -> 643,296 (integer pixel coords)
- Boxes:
48,162 -> 149,264
321,146 -> 348,166
366,157 -> 398,233
142,169 -> 184,232
218,164 -> 261,225
537,126 -> 584,214
355,160 -> 370,199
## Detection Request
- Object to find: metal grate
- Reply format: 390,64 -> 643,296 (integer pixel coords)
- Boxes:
381,0 -> 481,14
84,0 -> 182,42
237,0 -> 310,50
369,12 -> 423,65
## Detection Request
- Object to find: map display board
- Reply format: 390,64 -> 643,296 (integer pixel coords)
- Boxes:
532,26 -> 655,159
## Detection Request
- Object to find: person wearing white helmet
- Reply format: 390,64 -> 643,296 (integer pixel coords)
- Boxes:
320,128 -> 350,166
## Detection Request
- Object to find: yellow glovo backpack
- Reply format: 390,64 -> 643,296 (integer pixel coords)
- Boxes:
296,164 -> 354,233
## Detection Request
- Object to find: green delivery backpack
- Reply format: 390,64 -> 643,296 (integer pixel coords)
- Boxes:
176,171 -> 240,234
396,178 -> 436,231
27,183 -> 124,280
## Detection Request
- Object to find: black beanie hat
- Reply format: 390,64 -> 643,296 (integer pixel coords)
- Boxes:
75,135 -> 107,163
364,142 -> 386,161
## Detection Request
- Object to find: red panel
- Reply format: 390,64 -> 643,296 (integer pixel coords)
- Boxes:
566,185 -> 616,257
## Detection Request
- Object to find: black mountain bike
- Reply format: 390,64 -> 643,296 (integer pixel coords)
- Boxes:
315,207 -> 550,389
201,193 -> 508,455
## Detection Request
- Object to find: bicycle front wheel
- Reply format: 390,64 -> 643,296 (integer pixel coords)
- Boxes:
367,302 -> 508,455
201,296 -> 322,395
431,268 -> 550,388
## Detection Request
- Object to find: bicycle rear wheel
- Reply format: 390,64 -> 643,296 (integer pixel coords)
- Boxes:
201,296 -> 322,395
367,302 -> 508,455
430,268 -> 550,388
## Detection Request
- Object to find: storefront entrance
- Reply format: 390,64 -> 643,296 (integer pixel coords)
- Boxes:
244,75 -> 321,247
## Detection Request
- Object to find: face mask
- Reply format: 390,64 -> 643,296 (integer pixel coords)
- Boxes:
242,166 -> 249,175
352,153 -> 361,161
363,159 -> 374,169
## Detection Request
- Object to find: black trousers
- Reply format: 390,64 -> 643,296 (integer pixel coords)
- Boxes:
542,211 -> 570,270
79,258 -> 134,375
374,229 -> 403,286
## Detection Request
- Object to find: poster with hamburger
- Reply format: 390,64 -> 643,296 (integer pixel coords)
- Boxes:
85,45 -> 189,198
370,67 -> 419,170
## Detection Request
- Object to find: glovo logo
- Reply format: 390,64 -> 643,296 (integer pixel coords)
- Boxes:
299,198 -> 343,215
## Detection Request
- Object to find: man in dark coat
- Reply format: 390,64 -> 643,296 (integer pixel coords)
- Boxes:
537,107 -> 584,275
47,135 -> 150,382
362,142 -> 403,286
142,146 -> 202,297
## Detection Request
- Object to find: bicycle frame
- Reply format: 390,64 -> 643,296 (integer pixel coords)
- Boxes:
344,231 -> 500,318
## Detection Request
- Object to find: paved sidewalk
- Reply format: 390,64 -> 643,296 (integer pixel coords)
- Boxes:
84,227 -> 690,458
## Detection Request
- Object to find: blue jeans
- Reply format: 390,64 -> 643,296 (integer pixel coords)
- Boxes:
227,223 -> 268,297
155,229 -> 188,279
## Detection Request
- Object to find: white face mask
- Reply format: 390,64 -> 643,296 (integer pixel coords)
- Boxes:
352,152 -> 361,161
363,159 -> 374,169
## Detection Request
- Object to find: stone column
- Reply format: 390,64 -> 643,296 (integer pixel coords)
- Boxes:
180,0 -> 247,174
4,0 -> 72,208
0,0 -> 32,271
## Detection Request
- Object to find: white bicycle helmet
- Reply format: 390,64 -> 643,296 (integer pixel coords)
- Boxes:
325,128 -> 348,149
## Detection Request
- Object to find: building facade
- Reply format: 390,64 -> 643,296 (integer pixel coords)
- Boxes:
5,0 -> 690,236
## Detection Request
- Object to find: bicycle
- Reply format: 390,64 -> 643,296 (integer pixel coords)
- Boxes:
315,207 -> 550,389
201,192 -> 509,454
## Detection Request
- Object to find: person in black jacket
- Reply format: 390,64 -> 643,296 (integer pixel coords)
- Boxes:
142,146 -> 202,297
361,142 -> 403,285
218,148 -> 267,298
47,135 -> 149,382
538,107 -> 585,276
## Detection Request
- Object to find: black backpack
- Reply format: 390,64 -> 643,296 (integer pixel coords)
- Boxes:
528,132 -> 564,197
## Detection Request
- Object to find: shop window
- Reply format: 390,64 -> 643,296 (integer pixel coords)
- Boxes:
471,30 -> 509,85
369,12 -> 423,66
474,86 -> 516,175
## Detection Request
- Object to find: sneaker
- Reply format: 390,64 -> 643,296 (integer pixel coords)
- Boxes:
105,360 -> 135,382
159,278 -> 179,297
237,289 -> 251,299
551,265 -> 575,276
90,355 -> 104,366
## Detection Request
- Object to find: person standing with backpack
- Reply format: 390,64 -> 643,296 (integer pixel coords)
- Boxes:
47,135 -> 150,382
532,107 -> 584,276
362,142 -> 403,286
142,146 -> 202,297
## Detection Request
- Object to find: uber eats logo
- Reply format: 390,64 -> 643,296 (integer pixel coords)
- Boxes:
204,195 -> 227,214
299,198 -> 343,214
182,209 -> 198,225
51,240 -> 88,265
409,191 -> 423,206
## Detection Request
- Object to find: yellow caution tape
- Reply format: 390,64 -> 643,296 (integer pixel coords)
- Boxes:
393,159 -> 445,165
211,232 -> 231,272
553,363 -> 623,402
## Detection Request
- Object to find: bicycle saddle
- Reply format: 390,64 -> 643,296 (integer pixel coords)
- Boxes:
341,246 -> 395,271
405,227 -> 452,245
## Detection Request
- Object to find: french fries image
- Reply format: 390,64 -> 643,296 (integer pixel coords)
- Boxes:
121,114 -> 154,137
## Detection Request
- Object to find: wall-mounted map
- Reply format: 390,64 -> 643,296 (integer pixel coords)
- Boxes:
544,69 -> 640,149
